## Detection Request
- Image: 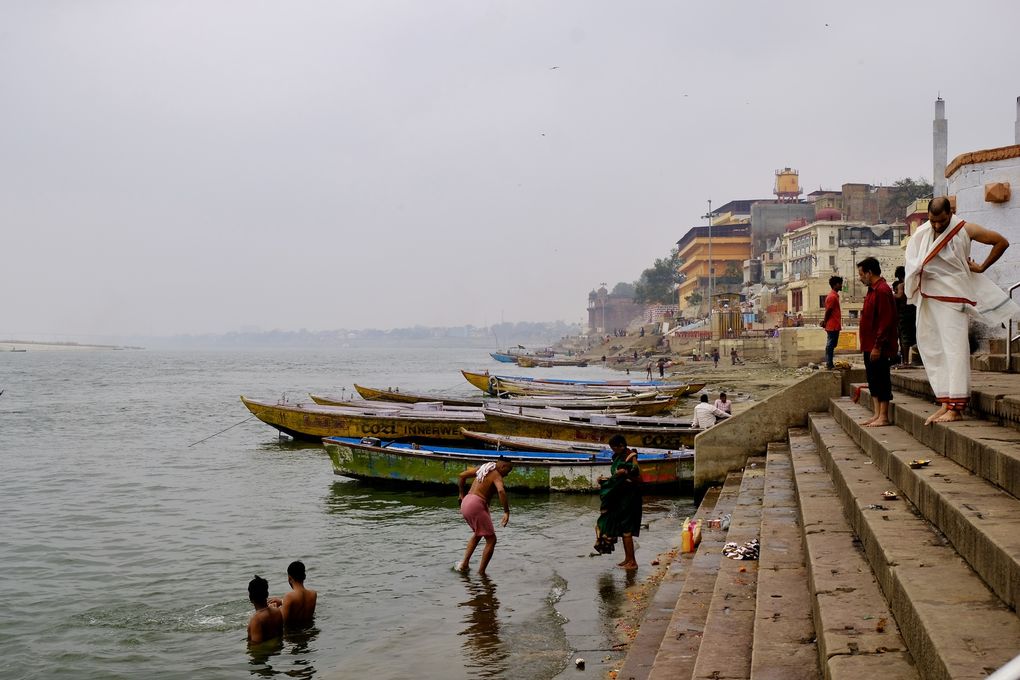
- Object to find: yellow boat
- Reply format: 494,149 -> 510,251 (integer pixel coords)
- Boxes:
240,396 -> 486,441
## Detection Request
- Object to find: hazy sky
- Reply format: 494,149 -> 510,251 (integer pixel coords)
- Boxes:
3,1 -> 1018,339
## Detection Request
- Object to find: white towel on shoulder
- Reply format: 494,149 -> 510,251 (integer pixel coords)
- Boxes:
476,462 -> 497,480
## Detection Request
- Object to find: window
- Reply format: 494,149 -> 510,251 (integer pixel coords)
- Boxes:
792,289 -> 803,312
819,295 -> 827,309
829,255 -> 836,267
829,234 -> 836,246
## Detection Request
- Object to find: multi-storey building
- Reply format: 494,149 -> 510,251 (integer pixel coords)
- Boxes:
675,223 -> 752,317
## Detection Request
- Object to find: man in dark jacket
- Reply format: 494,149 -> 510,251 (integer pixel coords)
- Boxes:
857,257 -> 898,427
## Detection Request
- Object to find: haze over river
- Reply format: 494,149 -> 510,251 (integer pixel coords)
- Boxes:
0,346 -> 692,679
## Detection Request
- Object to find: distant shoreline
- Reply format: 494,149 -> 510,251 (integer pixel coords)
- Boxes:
0,340 -> 143,352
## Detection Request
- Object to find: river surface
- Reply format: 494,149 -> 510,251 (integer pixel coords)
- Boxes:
0,346 -> 693,679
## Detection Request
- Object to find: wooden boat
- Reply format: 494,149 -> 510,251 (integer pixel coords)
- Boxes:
351,384 -> 483,407
460,429 -> 691,457
462,370 -> 671,390
462,370 -> 700,399
489,352 -> 519,363
516,355 -> 589,368
240,396 -> 486,441
338,385 -> 679,415
322,436 -> 692,492
481,405 -> 700,450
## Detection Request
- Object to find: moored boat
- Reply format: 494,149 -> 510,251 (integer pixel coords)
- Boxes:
322,436 -> 692,492
459,429 -> 690,457
481,405 -> 700,450
314,387 -> 677,415
240,396 -> 486,441
462,370 -> 699,398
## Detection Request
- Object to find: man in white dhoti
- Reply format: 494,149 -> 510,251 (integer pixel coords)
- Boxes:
903,197 -> 1017,425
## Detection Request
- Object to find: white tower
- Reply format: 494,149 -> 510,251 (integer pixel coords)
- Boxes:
933,97 -> 948,197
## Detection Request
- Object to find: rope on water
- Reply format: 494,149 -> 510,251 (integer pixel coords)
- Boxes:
187,415 -> 257,447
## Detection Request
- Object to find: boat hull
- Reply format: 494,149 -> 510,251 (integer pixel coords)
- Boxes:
322,438 -> 691,492
481,409 -> 699,450
241,397 -> 486,441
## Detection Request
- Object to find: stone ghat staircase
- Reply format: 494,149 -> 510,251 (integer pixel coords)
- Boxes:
616,367 -> 1020,680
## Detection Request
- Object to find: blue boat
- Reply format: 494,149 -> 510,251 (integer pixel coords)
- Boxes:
489,352 -> 518,363
321,436 -> 693,492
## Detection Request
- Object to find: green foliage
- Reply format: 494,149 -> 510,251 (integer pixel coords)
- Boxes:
634,251 -> 681,305
611,281 -> 636,298
685,291 -> 703,306
888,177 -> 933,218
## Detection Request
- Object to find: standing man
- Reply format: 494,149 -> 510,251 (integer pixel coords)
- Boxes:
456,458 -> 513,576
247,575 -> 284,645
904,196 -> 1017,424
268,561 -> 317,629
820,276 -> 843,369
711,348 -> 720,368
893,266 -> 917,366
857,257 -> 898,427
656,357 -> 666,378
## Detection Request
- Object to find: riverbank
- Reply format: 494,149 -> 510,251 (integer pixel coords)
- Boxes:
0,340 -> 142,351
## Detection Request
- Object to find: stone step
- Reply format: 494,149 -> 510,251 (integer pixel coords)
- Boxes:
646,472 -> 745,680
888,367 -> 1020,431
617,484 -> 723,680
856,385 -> 1020,498
832,395 -> 1020,610
749,443 -> 820,680
809,412 -> 1020,680
690,456 -> 766,680
788,429 -> 917,680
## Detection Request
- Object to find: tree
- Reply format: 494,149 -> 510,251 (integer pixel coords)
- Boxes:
685,291 -> 703,306
634,250 -> 681,304
888,177 -> 933,220
611,282 -> 636,298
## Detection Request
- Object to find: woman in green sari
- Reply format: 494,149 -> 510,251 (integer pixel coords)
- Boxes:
594,434 -> 642,569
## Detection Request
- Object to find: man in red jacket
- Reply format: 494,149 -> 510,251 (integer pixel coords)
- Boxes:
857,257 -> 899,427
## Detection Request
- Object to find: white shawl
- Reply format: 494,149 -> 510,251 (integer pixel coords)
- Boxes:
904,215 -> 1019,326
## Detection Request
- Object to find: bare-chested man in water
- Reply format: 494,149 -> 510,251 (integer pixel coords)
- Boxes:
247,575 -> 284,644
456,458 -> 513,576
268,560 -> 317,629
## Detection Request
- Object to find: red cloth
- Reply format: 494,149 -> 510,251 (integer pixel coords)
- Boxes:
460,494 -> 495,537
859,277 -> 898,357
823,290 -> 842,331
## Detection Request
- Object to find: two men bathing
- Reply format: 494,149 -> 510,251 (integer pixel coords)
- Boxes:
247,560 -> 317,645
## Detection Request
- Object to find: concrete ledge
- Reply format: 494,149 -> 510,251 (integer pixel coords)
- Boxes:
691,457 -> 765,680
787,430 -> 917,680
857,387 -> 1020,498
617,485 -> 722,680
647,473 -> 744,680
750,444 -> 820,680
694,371 -> 842,490
890,367 -> 1020,430
831,395 -> 1020,613
808,413 -> 1020,680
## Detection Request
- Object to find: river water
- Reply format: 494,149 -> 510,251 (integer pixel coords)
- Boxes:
0,346 -> 693,679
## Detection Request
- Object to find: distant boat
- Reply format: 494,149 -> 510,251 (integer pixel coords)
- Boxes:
9,347 -> 27,352
489,352 -> 519,363
322,436 -> 692,492
515,355 -> 589,368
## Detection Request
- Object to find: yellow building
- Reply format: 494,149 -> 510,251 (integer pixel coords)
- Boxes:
676,224 -> 752,316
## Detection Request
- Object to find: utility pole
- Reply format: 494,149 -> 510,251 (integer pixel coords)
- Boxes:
701,200 -> 715,320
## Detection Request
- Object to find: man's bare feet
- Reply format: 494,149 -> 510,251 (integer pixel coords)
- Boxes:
861,416 -> 877,426
864,419 -> 891,427
932,410 -> 963,423
924,405 -> 949,426
617,561 -> 638,570
454,561 -> 467,572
